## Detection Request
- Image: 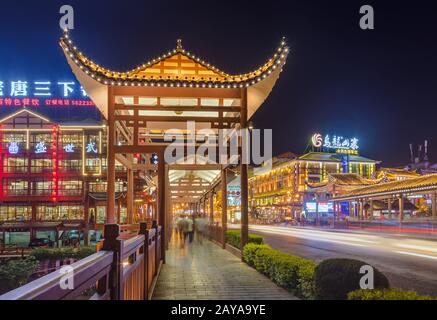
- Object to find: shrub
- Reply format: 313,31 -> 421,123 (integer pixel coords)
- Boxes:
225,230 -> 263,249
243,243 -> 271,267
348,288 -> 434,300
246,244 -> 317,298
314,259 -> 389,300
296,260 -> 317,299
0,256 -> 39,289
30,246 -> 96,261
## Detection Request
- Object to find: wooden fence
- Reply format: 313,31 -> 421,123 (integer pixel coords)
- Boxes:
208,222 -> 224,245
0,223 -> 162,300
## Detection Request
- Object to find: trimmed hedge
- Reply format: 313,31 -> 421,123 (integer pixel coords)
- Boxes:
225,230 -> 263,249
29,246 -> 96,261
242,244 -> 316,298
348,288 -> 434,300
314,259 -> 390,300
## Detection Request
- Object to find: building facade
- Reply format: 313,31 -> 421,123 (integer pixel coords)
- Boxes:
0,109 -> 153,246
249,151 -> 379,223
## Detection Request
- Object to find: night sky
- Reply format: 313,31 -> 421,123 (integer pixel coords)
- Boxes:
1,0 -> 437,166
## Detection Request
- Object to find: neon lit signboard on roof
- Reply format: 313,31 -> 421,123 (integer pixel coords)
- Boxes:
312,133 -> 359,151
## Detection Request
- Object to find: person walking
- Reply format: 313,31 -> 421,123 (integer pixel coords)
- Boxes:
187,218 -> 194,243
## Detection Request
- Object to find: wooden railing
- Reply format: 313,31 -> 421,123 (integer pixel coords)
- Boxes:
0,245 -> 31,258
208,222 -> 224,245
0,223 -> 163,300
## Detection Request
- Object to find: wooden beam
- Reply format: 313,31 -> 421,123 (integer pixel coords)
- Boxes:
112,86 -> 241,98
115,104 -> 241,113
115,115 -> 240,123
169,164 -> 222,171
107,86 -> 116,224
115,154 -> 132,170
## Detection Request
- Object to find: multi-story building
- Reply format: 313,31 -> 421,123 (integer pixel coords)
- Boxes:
0,108 -> 152,246
249,151 -> 379,223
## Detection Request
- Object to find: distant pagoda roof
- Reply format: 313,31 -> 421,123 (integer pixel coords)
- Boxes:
299,152 -> 379,163
306,173 -> 381,189
60,32 -> 289,120
333,174 -> 437,201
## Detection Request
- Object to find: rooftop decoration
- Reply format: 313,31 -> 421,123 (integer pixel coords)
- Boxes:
59,31 -> 289,88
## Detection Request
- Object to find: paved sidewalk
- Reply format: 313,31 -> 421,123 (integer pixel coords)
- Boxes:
152,235 -> 297,300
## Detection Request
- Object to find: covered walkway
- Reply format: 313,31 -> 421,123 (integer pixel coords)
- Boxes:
152,237 -> 297,300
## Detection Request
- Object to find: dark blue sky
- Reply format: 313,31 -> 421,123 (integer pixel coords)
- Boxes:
0,0 -> 436,166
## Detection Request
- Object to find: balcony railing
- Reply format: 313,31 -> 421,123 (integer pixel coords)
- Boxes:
0,223 -> 163,300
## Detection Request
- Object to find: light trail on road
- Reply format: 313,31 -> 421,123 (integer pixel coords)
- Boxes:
246,225 -> 437,261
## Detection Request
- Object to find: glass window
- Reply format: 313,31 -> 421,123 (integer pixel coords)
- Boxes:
30,133 -> 52,150
31,159 -> 53,173
0,205 -> 31,221
3,133 -> 26,150
4,179 -> 28,196
96,206 -> 106,224
59,159 -> 81,173
37,206 -> 58,221
58,205 -> 84,220
58,180 -> 82,196
60,133 -> 82,153
31,180 -> 54,196
85,158 -> 100,174
3,157 -> 28,173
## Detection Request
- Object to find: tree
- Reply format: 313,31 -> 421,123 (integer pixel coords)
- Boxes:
0,256 -> 39,290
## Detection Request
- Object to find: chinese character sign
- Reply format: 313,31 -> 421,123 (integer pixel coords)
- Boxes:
86,141 -> 98,154
312,133 -> 359,151
64,143 -> 75,153
0,79 -> 88,99
35,142 -> 47,154
8,142 -> 19,154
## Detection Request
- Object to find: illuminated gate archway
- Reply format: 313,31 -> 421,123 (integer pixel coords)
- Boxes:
60,33 -> 289,260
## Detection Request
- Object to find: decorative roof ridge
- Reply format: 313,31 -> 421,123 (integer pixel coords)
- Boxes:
59,30 -> 289,88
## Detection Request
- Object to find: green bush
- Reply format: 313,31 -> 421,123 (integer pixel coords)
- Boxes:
0,256 -> 39,289
29,246 -> 96,261
244,244 -> 317,298
348,288 -> 434,300
296,260 -> 317,299
225,230 -> 263,249
314,259 -> 390,300
242,243 -> 271,267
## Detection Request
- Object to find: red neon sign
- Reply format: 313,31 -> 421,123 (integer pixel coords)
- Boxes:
0,97 -> 95,107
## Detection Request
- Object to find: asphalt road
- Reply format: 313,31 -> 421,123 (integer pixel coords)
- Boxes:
245,225 -> 437,296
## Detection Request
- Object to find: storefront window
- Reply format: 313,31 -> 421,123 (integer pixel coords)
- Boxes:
96,206 -> 106,224
32,180 -> 54,196
31,158 -> 53,173
119,207 -> 127,224
0,205 -> 31,221
58,205 -> 84,220
4,179 -> 28,196
89,181 -> 125,193
59,159 -> 81,173
3,157 -> 28,173
58,180 -> 82,196
37,206 -> 58,220
85,158 -> 100,174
